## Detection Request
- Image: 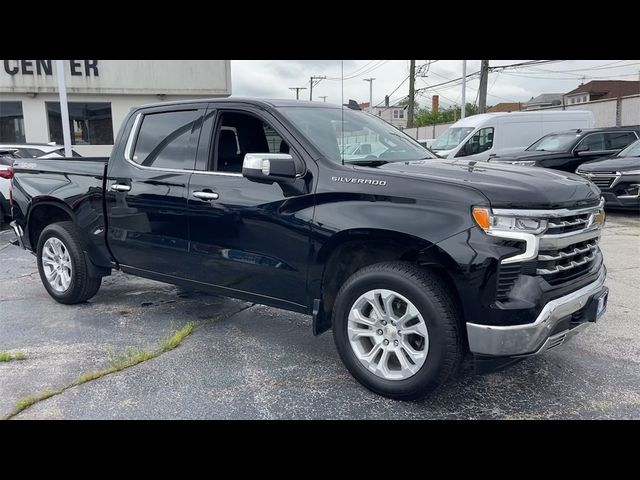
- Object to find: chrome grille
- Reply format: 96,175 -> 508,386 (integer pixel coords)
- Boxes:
592,176 -> 615,189
577,171 -> 621,190
546,213 -> 590,235
492,200 -> 604,298
536,238 -> 600,285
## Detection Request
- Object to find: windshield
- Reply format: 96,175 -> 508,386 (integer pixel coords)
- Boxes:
431,127 -> 474,151
279,107 -> 435,163
618,139 -> 640,158
526,132 -> 579,152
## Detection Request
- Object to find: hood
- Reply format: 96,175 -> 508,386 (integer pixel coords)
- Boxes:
577,155 -> 640,172
492,150 -> 562,161
431,148 -> 453,158
375,159 -> 601,209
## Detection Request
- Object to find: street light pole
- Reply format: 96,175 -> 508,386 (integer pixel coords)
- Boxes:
55,60 -> 73,157
319,96 -> 328,102
363,78 -> 375,112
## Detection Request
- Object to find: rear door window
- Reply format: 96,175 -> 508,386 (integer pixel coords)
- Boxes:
576,133 -> 605,151
605,131 -> 637,150
132,110 -> 201,170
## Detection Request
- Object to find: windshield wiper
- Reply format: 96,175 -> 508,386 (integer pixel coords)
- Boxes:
344,159 -> 391,166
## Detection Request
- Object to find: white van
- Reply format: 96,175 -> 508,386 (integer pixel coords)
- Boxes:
430,110 -> 594,161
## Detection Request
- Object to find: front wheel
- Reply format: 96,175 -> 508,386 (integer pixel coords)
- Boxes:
37,221 -> 102,304
332,262 -> 463,400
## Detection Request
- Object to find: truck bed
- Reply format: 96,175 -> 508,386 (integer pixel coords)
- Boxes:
13,157 -> 109,177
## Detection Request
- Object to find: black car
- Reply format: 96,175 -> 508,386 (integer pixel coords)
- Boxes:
488,126 -> 640,172
576,139 -> 640,210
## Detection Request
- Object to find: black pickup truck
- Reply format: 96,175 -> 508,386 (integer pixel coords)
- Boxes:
9,98 -> 609,399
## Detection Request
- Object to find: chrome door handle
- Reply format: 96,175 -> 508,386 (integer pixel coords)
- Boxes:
193,191 -> 219,201
110,183 -> 131,192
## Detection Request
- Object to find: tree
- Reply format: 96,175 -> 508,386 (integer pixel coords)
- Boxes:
413,103 -> 478,127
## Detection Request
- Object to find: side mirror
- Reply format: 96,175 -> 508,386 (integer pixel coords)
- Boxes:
242,153 -> 301,184
574,144 -> 589,155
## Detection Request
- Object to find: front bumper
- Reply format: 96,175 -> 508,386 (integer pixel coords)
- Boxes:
466,265 -> 607,356
601,191 -> 640,210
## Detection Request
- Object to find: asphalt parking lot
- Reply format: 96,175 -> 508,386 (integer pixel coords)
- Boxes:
1,211 -> 639,419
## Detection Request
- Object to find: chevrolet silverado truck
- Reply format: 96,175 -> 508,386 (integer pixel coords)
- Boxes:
9,98 -> 609,399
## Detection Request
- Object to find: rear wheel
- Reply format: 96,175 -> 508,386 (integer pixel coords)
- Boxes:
37,221 -> 102,304
332,261 -> 463,400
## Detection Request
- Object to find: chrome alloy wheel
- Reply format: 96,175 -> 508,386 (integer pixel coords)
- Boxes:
348,289 -> 429,380
42,237 -> 73,293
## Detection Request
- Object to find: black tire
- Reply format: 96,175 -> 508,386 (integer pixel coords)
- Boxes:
332,261 -> 463,400
36,221 -> 102,304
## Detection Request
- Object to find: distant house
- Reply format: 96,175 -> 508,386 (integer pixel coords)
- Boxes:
487,102 -> 522,113
523,93 -> 564,110
564,80 -> 640,105
359,99 -> 408,128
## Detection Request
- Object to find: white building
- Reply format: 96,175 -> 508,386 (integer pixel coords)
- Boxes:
359,98 -> 408,129
0,60 -> 231,156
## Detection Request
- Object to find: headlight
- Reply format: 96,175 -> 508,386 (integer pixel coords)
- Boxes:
620,169 -> 640,175
591,208 -> 606,228
472,207 -> 548,234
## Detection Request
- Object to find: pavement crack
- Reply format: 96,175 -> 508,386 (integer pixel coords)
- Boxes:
2,303 -> 255,420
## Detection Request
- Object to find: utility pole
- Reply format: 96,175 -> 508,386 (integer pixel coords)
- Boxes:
318,96 -> 328,102
363,78 -> 375,112
55,60 -> 73,157
461,60 -> 467,119
309,75 -> 327,101
407,60 -> 416,128
478,60 -> 489,114
289,87 -> 307,100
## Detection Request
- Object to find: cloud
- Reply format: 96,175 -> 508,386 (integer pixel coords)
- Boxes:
231,60 -> 640,108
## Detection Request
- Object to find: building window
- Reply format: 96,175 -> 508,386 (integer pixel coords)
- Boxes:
0,101 -> 26,143
393,109 -> 405,119
46,102 -> 114,145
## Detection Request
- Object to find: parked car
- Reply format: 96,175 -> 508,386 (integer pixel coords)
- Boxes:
488,126 -> 640,172
10,98 -> 608,400
0,143 -> 81,159
0,148 -> 20,226
430,110 -> 594,161
576,139 -> 640,210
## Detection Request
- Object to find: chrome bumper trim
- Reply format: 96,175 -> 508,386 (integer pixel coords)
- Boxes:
466,266 -> 607,356
9,221 -> 25,249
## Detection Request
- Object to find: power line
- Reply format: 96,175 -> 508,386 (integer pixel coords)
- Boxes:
500,71 -> 640,81
488,60 -> 565,71
327,60 -> 390,81
340,60 -> 377,78
373,75 -> 411,107
528,60 -> 640,74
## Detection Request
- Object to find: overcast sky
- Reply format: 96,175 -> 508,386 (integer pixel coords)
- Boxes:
231,60 -> 640,109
